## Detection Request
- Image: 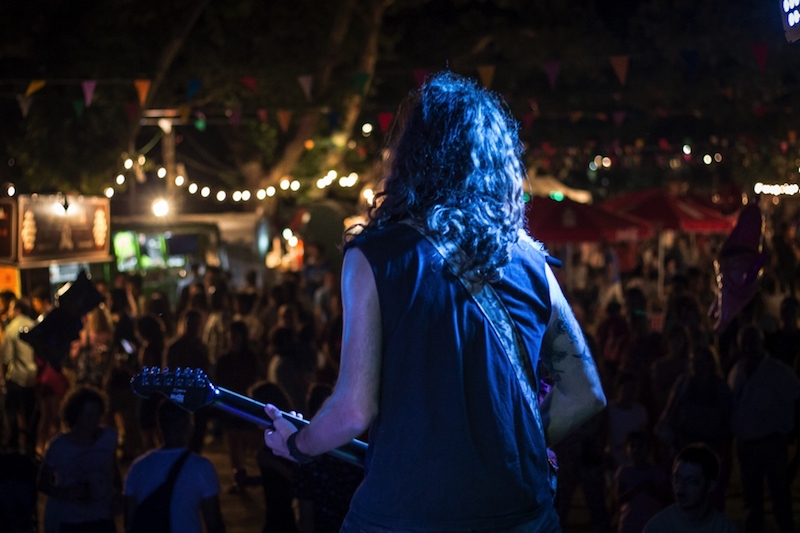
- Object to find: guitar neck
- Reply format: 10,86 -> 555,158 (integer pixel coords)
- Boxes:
209,386 -> 367,468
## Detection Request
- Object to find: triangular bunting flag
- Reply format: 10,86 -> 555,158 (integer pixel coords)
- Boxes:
25,80 -> 45,97
134,79 -> 151,106
125,102 -> 140,122
750,43 -> 768,72
413,69 -> 431,88
609,55 -> 629,85
82,80 -> 96,107
521,113 -> 535,131
240,76 -> 258,93
476,65 -> 496,89
228,108 -> 242,126
72,100 -> 85,118
16,94 -> 32,117
679,50 -> 698,78
326,111 -> 340,131
257,109 -> 268,123
377,112 -> 394,133
297,75 -> 313,102
187,78 -> 202,100
276,109 -> 293,133
543,61 -> 560,90
353,72 -> 369,95
613,111 -> 627,126
178,105 -> 191,124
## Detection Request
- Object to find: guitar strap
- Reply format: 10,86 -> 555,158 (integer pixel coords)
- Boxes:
416,228 -> 548,447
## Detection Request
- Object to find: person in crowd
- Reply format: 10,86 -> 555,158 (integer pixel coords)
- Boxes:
614,431 -> 670,533
145,290 -> 176,340
1,295 -> 38,457
643,444 -> 738,533
106,288 -> 140,461
302,243 -> 331,304
215,321 -> 260,492
135,314 -> 166,451
124,400 -> 224,533
650,325 -> 691,420
233,292 -> 264,359
294,383 -> 364,533
766,296 -> 800,369
37,386 -> 122,533
177,262 -> 204,316
166,310 -> 211,453
595,301 -> 630,393
264,72 -> 606,532
552,412 -> 613,533
655,344 -> 732,510
267,304 -> 317,413
203,288 -> 231,375
607,371 -> 648,471
771,221 -> 798,297
728,324 -> 800,533
70,307 -> 113,390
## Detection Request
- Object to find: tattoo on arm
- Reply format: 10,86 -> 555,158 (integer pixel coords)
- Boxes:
540,309 -> 593,382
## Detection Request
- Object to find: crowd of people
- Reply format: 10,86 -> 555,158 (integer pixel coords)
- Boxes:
0,224 -> 798,533
0,250 -> 362,533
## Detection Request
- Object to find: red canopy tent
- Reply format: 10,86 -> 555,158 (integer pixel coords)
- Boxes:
600,188 -> 735,233
525,196 -> 652,243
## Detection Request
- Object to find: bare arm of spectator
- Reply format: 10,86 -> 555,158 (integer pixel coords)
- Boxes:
539,264 -> 607,445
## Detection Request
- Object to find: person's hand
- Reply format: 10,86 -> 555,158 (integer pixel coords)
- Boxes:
263,404 -> 301,461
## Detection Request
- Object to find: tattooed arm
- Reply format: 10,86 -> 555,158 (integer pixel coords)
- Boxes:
539,264 -> 606,445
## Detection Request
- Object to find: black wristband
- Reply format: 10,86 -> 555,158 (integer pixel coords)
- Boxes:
287,429 -> 316,464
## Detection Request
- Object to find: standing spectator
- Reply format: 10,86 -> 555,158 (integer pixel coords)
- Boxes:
553,413 -> 613,533
124,401 -> 224,533
766,296 -> 800,369
655,345 -> 732,510
166,310 -> 210,453
215,321 -> 260,492
772,221 -> 798,297
607,371 -> 649,471
106,288 -> 140,461
1,295 -> 37,456
267,304 -> 316,413
595,301 -> 630,392
650,325 -> 691,419
176,263 -> 204,317
614,431 -> 670,533
728,324 -> 800,533
37,386 -> 122,533
135,315 -> 166,451
302,243 -> 331,304
203,289 -> 230,375
643,444 -> 738,533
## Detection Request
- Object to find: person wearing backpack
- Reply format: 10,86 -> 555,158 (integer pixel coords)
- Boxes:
123,400 -> 225,533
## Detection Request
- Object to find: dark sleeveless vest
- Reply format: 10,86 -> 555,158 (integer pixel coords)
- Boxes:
345,224 -> 558,531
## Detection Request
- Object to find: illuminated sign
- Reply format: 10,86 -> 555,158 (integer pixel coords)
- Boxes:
782,0 -> 800,42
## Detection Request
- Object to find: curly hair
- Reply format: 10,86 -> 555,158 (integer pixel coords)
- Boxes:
362,71 -> 526,287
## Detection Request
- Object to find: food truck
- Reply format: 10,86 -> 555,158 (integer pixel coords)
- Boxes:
0,194 -> 112,296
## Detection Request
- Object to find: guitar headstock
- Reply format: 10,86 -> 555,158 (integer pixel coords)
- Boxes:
130,367 -> 214,413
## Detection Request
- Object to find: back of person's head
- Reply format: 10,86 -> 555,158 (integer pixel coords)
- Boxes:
137,314 -> 165,345
30,286 -> 51,305
236,292 -> 255,315
61,386 -> 107,430
674,443 -> 720,483
605,300 -> 622,317
690,344 -> 722,379
250,381 -> 291,412
230,320 -> 249,347
182,310 -> 203,337
737,323 -> 765,357
780,296 -> 799,325
157,400 -> 191,445
365,71 -> 525,287
109,287 -> 130,314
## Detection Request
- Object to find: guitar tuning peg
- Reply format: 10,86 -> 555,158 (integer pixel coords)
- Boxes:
141,365 -> 148,374
164,367 -> 170,375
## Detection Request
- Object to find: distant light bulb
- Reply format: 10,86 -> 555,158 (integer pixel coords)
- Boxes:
175,175 -> 185,187
682,144 -> 691,155
201,186 -> 211,197
242,190 -> 251,201
124,159 -> 133,169
267,186 -> 276,197
138,155 -> 146,165
282,228 -> 293,240
152,199 -> 169,217
157,167 -> 167,178
188,183 -> 198,194
7,185 -> 15,196
703,154 -> 712,165
256,189 -> 267,200
104,187 -> 114,198
361,123 -> 373,135
116,174 -> 126,185
216,191 -> 226,201
232,191 -> 242,202
280,179 -> 290,190
290,180 -> 300,191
